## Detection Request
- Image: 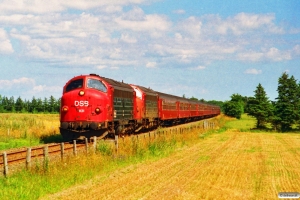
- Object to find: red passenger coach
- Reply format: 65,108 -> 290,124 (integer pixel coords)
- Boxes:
130,85 -> 159,131
157,92 -> 179,125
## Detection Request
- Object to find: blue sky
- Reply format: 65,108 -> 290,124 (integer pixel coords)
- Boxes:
0,0 -> 299,101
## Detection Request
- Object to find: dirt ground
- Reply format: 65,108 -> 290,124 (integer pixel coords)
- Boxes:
43,130 -> 300,200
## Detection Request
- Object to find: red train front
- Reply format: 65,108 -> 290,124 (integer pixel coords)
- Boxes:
60,74 -> 114,140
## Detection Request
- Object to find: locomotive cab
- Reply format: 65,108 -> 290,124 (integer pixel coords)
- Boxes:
60,74 -> 112,141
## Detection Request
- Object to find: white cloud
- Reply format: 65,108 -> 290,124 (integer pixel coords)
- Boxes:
146,62 -> 157,68
120,33 -> 137,43
266,47 -> 291,61
115,7 -> 171,34
238,51 -> 264,62
208,13 -> 284,35
191,66 -> 206,70
96,65 -> 107,69
110,66 -> 120,70
238,48 -> 291,62
244,68 -> 262,75
0,77 -> 34,89
0,77 -> 62,98
177,16 -> 202,37
173,10 -> 185,14
0,29 -> 14,54
292,45 -> 300,56
0,4 -> 295,69
32,85 -> 61,93
0,0 -> 147,14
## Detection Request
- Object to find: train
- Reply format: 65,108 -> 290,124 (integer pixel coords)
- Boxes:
60,74 -> 220,141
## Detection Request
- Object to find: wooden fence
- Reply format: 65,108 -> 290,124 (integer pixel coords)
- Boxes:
1,120 -> 216,177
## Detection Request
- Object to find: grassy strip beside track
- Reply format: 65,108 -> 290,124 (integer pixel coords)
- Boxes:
0,114 -> 61,150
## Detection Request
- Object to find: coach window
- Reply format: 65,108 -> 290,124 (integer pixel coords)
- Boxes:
66,79 -> 83,92
87,78 -> 107,93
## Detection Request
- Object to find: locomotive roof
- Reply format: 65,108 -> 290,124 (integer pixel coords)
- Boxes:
156,91 -> 214,105
89,74 -> 133,91
130,84 -> 157,97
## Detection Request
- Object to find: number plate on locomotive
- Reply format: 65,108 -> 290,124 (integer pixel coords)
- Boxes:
74,100 -> 89,107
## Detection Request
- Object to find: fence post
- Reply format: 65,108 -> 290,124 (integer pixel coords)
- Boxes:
85,138 -> 88,154
3,152 -> 8,177
115,135 -> 118,155
73,140 -> 77,156
93,136 -> 97,153
43,145 -> 49,170
61,143 -> 64,161
26,148 -> 31,170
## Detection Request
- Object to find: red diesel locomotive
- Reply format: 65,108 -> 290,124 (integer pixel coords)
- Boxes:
60,74 -> 220,141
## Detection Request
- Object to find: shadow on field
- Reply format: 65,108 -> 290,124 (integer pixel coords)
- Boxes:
40,134 -> 64,144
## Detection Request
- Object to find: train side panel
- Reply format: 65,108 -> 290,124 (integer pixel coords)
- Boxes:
157,92 -> 178,122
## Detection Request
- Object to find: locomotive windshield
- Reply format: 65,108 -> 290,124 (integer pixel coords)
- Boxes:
65,79 -> 83,92
87,78 -> 107,92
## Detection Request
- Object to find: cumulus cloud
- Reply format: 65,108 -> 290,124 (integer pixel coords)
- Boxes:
238,48 -> 292,62
120,33 -> 137,43
176,16 -> 202,37
206,13 -> 284,35
0,1 -> 296,69
0,77 -> 61,98
0,77 -> 35,90
32,85 -> 61,93
0,29 -> 14,54
115,8 -> 171,34
191,66 -> 206,70
96,65 -> 108,69
244,68 -> 262,75
0,0 -> 147,14
146,62 -> 157,68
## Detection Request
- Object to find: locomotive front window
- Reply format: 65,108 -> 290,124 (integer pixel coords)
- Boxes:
87,78 -> 107,93
66,79 -> 83,92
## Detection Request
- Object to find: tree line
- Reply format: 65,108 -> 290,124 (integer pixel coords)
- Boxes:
223,72 -> 300,132
0,95 -> 61,113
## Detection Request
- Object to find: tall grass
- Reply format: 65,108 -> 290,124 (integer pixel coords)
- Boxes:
0,117 -> 223,200
0,113 -> 60,150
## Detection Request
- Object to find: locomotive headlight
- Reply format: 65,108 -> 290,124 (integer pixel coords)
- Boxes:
79,90 -> 85,96
95,107 -> 101,114
62,106 -> 69,112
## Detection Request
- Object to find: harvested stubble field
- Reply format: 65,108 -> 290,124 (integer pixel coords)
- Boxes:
44,117 -> 300,200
